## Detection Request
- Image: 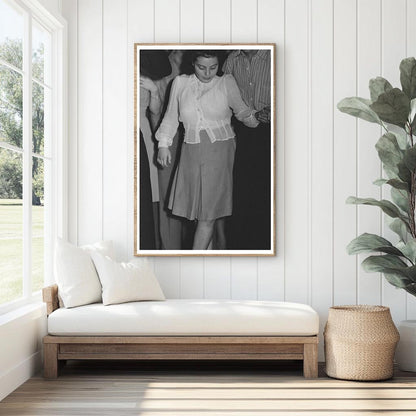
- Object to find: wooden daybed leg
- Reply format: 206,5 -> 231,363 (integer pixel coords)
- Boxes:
44,343 -> 59,379
303,342 -> 318,379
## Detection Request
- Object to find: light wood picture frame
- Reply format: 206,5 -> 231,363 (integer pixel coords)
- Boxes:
134,43 -> 276,256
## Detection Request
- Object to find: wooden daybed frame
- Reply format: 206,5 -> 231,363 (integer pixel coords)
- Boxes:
42,285 -> 319,379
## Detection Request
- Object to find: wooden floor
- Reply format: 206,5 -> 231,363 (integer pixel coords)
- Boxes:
1,360 -> 416,415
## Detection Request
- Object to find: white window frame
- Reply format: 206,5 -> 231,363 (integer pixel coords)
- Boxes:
0,0 -> 67,315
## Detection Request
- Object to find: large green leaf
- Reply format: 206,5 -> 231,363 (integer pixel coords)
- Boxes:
381,263 -> 416,283
383,271 -> 412,288
361,255 -> 416,288
389,217 -> 410,241
397,161 -> 412,185
410,98 -> 416,130
387,179 -> 410,191
384,166 -> 400,180
397,240 -> 416,264
375,132 -> 404,173
373,178 -> 410,191
391,187 -> 410,213
403,146 -> 416,172
369,77 -> 393,102
346,196 -> 406,219
337,97 -> 382,125
403,265 -> 416,282
347,233 -> 403,256
362,254 -> 408,272
394,130 -> 409,150
373,178 -> 388,186
404,283 -> 416,296
411,98 -> 416,133
400,57 -> 416,100
370,88 -> 410,128
362,254 -> 408,270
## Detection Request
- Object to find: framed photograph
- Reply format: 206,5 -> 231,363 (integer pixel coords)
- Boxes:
134,43 -> 275,256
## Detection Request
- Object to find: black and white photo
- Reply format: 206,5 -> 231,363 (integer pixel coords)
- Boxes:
134,44 -> 275,256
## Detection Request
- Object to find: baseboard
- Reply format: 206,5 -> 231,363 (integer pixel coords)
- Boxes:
0,351 -> 42,401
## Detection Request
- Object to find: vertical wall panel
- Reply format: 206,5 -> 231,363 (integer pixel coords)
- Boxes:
204,0 -> 231,42
180,258 -> 204,298
333,0 -> 357,305
203,0 -> 232,299
153,0 -> 181,297
205,258 -> 231,299
154,258 -> 181,298
310,0 -> 333,359
382,0 -> 406,88
67,0 -> 413,330
61,0 -> 78,245
127,0 -> 154,261
407,0 -> 416,319
77,0 -> 103,245
230,0 -> 257,42
231,258 -> 257,300
229,0 -> 259,300
178,0 -> 205,298
128,0 -> 154,42
356,0 -> 382,305
180,0 -> 203,43
408,0 -> 416,58
155,0 -> 180,42
103,0 -> 128,260
284,0 -> 309,304
381,0 -> 407,323
257,0 -> 285,301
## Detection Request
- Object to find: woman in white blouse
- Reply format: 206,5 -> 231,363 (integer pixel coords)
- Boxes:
156,50 -> 259,250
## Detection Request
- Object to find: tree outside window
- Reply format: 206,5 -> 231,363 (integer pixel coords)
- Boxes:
0,0 -> 52,306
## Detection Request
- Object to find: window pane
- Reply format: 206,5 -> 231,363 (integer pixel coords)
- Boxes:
32,81 -> 44,155
0,147 -> 23,305
32,156 -> 43,293
0,65 -> 23,148
32,20 -> 51,85
0,0 -> 24,70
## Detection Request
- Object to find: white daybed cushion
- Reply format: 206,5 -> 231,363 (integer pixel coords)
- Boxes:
90,253 -> 165,305
47,299 -> 319,336
55,239 -> 114,308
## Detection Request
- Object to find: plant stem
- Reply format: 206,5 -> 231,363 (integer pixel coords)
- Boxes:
409,123 -> 416,238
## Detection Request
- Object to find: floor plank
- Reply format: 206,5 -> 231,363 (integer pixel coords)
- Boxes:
1,361 -> 416,415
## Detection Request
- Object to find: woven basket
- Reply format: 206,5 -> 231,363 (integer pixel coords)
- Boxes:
324,305 -> 399,381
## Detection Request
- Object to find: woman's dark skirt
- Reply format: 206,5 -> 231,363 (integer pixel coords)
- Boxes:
168,130 -> 236,221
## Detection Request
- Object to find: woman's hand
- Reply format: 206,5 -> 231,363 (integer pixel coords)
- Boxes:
140,76 -> 158,94
157,148 -> 172,167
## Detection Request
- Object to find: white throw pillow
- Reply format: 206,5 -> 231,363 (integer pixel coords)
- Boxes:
81,240 -> 115,259
54,239 -> 114,308
90,252 -> 165,306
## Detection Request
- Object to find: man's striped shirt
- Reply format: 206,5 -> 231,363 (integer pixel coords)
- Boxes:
222,50 -> 271,111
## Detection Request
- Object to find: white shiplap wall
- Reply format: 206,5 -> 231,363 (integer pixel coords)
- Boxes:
61,0 -> 416,357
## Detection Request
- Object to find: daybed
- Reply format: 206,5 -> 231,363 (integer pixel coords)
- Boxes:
42,284 -> 320,379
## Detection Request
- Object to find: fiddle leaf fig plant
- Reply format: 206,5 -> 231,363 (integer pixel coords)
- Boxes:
338,57 -> 416,297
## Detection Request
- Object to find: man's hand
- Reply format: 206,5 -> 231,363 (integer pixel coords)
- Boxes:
255,106 -> 271,123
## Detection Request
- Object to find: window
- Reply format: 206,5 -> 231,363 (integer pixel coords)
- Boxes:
0,0 -> 66,312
